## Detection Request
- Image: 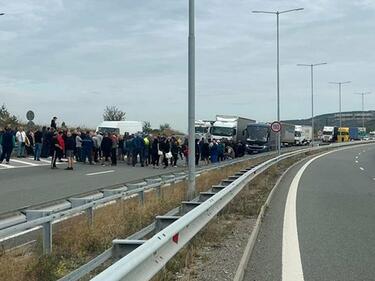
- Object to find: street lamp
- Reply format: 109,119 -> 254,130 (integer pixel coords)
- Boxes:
354,92 -> 371,138
297,62 -> 327,146
329,81 -> 351,141
187,0 -> 195,200
252,8 -> 304,155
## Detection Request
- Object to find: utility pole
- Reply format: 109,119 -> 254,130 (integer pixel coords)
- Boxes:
297,63 -> 327,146
329,81 -> 351,141
187,0 -> 196,200
252,8 -> 304,155
354,92 -> 371,138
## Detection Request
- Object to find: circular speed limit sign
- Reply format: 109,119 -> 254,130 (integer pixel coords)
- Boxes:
271,121 -> 282,133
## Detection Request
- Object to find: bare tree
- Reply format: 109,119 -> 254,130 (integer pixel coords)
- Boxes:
143,121 -> 152,134
159,123 -> 171,132
103,106 -> 126,121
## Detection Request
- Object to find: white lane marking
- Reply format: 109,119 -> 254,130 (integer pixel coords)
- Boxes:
373,178 -> 375,181
0,164 -> 14,169
86,170 -> 115,176
283,150 -> 335,281
355,160 -> 359,163
360,167 -> 365,171
10,159 -> 39,166
355,156 -> 359,159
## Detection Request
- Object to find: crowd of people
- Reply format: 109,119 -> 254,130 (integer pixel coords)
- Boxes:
0,117 -> 247,171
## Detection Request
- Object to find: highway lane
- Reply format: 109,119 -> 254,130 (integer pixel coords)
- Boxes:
244,143 -> 375,281
0,160 -> 187,214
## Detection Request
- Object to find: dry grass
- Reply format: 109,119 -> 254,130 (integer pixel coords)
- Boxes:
0,155 -> 273,281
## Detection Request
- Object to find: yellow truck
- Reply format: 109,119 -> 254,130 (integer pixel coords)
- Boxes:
337,127 -> 350,142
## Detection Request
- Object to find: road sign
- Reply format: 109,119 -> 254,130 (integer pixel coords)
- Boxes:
271,121 -> 282,133
26,110 -> 35,121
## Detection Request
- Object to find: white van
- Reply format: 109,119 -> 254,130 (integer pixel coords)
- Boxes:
96,121 -> 143,136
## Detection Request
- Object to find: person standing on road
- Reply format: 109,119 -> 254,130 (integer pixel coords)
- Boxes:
110,133 -> 118,166
34,127 -> 43,161
0,127 -> 4,157
81,131 -> 94,165
16,127 -> 27,158
51,131 -> 63,169
210,139 -> 218,163
171,137 -> 179,167
132,134 -> 145,167
75,131 -> 83,162
50,117 -> 57,130
101,133 -> 112,166
0,126 -> 15,164
151,136 -> 160,168
160,137 -> 170,168
64,131 -> 75,170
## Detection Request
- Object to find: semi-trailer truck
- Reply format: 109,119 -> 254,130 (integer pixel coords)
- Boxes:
321,126 -> 338,142
337,127 -> 350,142
294,125 -> 312,145
195,120 -> 212,140
210,115 -> 255,143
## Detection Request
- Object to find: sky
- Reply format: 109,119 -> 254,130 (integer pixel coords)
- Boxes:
0,0 -> 375,131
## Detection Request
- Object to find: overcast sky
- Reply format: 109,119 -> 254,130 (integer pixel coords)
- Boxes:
0,0 -> 374,131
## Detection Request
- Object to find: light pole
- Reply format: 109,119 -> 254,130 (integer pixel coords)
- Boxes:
252,8 -> 304,155
329,81 -> 351,141
354,92 -> 371,137
187,0 -> 196,200
297,63 -> 327,146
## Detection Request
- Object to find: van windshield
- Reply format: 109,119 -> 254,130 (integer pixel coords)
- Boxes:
247,126 -> 268,142
98,127 -> 120,134
322,131 -> 332,135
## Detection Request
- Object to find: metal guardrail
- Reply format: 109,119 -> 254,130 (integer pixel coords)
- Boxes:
0,148 -> 283,254
89,141 -> 372,281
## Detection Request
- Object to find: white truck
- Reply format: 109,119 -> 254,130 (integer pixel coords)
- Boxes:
321,126 -> 338,142
294,125 -> 312,145
96,121 -> 143,136
210,115 -> 255,143
195,120 -> 212,140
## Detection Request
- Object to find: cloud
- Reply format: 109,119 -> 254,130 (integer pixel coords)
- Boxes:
0,0 -> 374,131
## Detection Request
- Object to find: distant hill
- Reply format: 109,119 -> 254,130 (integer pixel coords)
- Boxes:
284,110 -> 375,133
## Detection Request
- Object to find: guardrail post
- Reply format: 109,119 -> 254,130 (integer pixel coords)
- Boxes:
138,190 -> 145,205
87,207 -> 94,227
43,221 -> 52,254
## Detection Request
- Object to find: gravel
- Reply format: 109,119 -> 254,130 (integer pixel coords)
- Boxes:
178,215 -> 256,281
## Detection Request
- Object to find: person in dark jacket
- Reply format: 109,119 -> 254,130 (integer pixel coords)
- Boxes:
81,132 -> 94,164
34,128 -> 43,161
100,133 -> 112,166
50,117 -> 57,130
160,137 -> 170,168
0,126 -> 15,164
65,130 -> 75,170
51,131 -> 63,169
151,136 -> 160,168
132,134 -> 145,167
195,139 -> 200,165
170,137 -> 179,167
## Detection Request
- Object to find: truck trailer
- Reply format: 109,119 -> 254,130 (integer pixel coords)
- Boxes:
294,125 -> 312,145
210,115 -> 255,143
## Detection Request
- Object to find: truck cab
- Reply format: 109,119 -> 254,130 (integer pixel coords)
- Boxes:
321,126 -> 337,142
195,120 -> 212,140
337,127 -> 350,142
210,120 -> 236,141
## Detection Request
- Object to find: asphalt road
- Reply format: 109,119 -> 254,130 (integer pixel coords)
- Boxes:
244,143 -> 375,281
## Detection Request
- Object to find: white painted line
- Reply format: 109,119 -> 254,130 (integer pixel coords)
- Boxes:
283,150 -> 335,281
355,160 -> 359,163
10,159 -> 39,166
373,178 -> 375,181
86,170 -> 115,176
0,164 -> 14,169
360,167 -> 364,171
